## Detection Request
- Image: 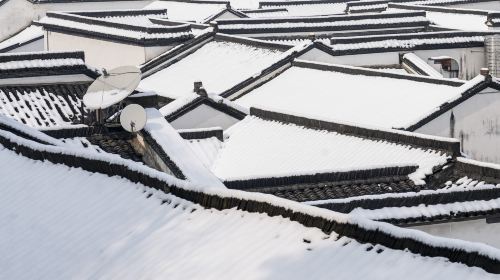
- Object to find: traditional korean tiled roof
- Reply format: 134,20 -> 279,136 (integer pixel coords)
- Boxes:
231,60 -> 466,129
139,33 -> 292,99
215,11 -> 431,36
388,3 -> 497,31
311,158 -> 500,226
1,115 -> 500,276
0,83 -> 87,128
259,0 -> 348,17
329,31 -> 489,55
145,0 -> 230,23
0,51 -> 92,79
240,8 -> 290,18
0,51 -> 97,129
36,9 -> 194,46
211,108 -> 457,186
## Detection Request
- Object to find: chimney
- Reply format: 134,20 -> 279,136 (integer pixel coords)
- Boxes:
480,68 -> 490,76
308,33 -> 316,41
193,80 -> 203,93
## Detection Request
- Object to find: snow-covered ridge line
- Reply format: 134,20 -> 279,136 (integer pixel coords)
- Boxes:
293,59 -> 463,86
36,12 -> 193,42
0,50 -> 85,62
1,124 -> 500,273
249,106 -> 461,155
224,165 -> 418,189
0,115 -> 62,145
307,176 -> 500,207
350,197 -> 500,223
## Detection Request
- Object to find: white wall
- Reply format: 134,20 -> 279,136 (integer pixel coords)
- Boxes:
410,218 -> 500,249
0,0 -> 34,41
0,0 -> 152,41
416,87 -> 500,164
332,47 -> 486,80
297,48 -> 342,64
445,1 -> 500,11
414,47 -> 486,80
46,31 -> 164,69
171,104 -> 239,130
5,38 -> 44,53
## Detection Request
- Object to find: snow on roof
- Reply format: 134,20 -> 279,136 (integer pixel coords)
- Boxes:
241,8 -> 290,18
144,108 -> 225,188
210,115 -> 449,183
139,39 -> 286,99
234,61 -> 464,129
426,11 -> 489,31
216,11 -> 430,34
3,146 -> 499,279
0,51 -> 86,73
0,83 -> 87,128
259,2 -> 347,17
0,25 -> 43,53
329,31 -> 487,54
185,136 -> 223,168
37,11 -> 193,44
71,8 -> 170,27
347,176 -> 500,222
145,0 -> 228,23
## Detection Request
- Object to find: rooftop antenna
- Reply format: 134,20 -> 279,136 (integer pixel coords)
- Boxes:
83,66 -> 141,123
120,104 -> 147,133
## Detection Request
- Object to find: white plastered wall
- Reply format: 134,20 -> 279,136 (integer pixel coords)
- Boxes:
415,87 -> 500,164
46,31 -> 171,69
410,218 -> 500,249
171,104 -> 239,130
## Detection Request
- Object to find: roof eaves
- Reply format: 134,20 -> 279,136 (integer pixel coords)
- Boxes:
140,31 -> 215,76
1,120 -> 500,274
224,165 -> 418,189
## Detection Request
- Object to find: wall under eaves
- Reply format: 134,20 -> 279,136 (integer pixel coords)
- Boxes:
45,31 -> 172,69
330,47 -> 486,80
415,87 -> 500,164
0,0 -> 152,42
410,218 -> 500,249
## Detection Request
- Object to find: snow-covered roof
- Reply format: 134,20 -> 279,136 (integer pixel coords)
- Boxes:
145,0 -> 230,23
1,117 -> 500,276
143,108 -> 225,187
139,35 -> 290,99
0,25 -> 43,53
216,11 -> 430,36
0,51 -> 91,79
0,83 -> 87,128
329,30 -> 488,55
387,4 -> 494,31
233,60 -> 466,129
36,10 -> 194,46
259,1 -> 347,17
210,111 -> 453,184
3,145 -> 499,279
240,8 -> 290,18
0,51 -> 96,129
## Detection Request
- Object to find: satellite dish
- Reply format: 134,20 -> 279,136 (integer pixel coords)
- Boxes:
83,66 -> 141,110
120,104 -> 147,133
